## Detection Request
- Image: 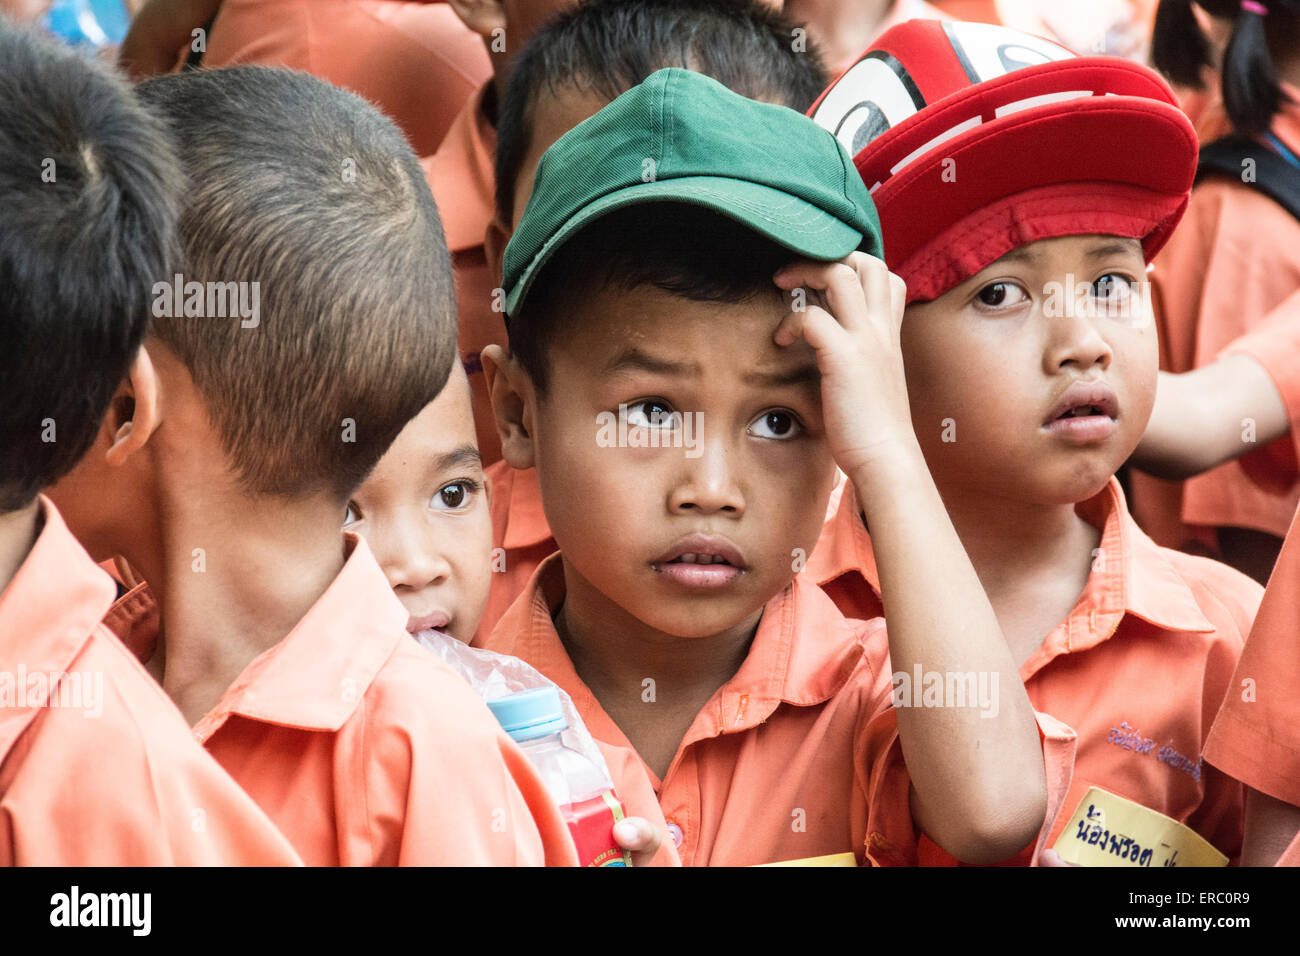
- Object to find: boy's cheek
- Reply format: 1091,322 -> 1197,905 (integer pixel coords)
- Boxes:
1110,331 -> 1160,421
767,447 -> 837,570
463,511 -> 496,626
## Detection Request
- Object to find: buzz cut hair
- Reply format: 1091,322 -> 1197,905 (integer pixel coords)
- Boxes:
136,66 -> 457,500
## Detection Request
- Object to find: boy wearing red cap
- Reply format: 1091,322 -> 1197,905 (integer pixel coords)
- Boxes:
480,65 -> 1049,866
808,18 -> 1260,864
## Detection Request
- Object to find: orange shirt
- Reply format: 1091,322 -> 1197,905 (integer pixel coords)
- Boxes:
478,459 -> 555,644
1134,91 -> 1300,548
0,499 -> 302,865
204,0 -> 490,157
481,551 -> 950,866
106,533 -> 578,866
807,477 -> 1256,863
422,82 -> 506,465
1204,504 -> 1300,810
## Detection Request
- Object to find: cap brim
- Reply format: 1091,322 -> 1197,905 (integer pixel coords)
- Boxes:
505,177 -> 867,316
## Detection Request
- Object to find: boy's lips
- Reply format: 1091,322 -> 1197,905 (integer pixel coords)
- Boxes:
651,534 -> 747,589
1043,380 -> 1119,443
406,610 -> 451,634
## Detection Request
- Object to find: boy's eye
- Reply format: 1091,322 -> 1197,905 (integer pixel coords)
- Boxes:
432,479 -> 480,511
623,399 -> 680,429
1092,273 -> 1133,302
974,281 -> 1027,309
748,410 -> 801,440
343,502 -> 361,525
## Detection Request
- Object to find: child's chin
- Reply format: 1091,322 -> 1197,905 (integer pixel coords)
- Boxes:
976,458 -> 1116,508
1039,466 -> 1118,507
624,596 -> 765,640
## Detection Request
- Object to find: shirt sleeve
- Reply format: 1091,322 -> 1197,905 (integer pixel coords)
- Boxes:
1205,507 -> 1300,808
860,707 -> 1078,867
0,634 -> 304,866
360,657 -> 579,866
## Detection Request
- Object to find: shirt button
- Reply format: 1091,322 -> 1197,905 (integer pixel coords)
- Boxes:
666,822 -> 684,848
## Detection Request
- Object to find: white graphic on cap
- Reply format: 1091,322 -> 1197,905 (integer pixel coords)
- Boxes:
942,20 -> 1072,83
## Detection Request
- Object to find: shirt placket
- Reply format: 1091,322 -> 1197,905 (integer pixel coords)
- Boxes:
658,748 -> 700,867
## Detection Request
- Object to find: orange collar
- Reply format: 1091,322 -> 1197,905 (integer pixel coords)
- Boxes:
486,460 -> 555,551
809,477 -> 1215,663
0,498 -> 115,753
489,553 -> 883,771
105,533 -> 409,737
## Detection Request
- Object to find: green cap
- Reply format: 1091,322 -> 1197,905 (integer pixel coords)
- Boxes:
501,67 -> 884,318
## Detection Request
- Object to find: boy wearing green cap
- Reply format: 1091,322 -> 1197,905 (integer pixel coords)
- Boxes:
477,67 -> 1049,866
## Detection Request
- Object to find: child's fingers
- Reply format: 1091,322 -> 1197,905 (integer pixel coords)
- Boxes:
859,255 -> 902,334
774,253 -> 899,338
772,299 -> 849,353
773,258 -> 870,335
888,270 -> 908,329
1037,848 -> 1078,867
613,816 -> 662,867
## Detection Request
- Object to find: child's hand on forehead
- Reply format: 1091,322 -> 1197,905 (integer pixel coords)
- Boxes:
771,253 -> 915,486
774,252 -> 1049,859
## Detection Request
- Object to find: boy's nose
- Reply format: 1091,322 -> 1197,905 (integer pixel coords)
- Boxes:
667,440 -> 745,517
376,525 -> 452,591
1042,308 -> 1114,375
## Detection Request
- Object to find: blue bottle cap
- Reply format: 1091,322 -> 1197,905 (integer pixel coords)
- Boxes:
486,687 -> 569,742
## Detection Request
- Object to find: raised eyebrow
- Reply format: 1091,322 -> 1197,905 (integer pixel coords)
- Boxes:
429,444 -> 483,475
744,363 -> 821,389
603,346 -> 700,378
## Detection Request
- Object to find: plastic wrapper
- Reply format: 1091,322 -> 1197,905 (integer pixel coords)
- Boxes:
414,628 -> 614,786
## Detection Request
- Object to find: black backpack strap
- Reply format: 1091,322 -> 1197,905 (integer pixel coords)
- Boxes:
1197,135 -> 1300,223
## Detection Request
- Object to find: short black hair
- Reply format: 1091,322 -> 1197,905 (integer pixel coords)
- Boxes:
495,0 -> 828,221
1152,0 -> 1300,134
136,67 -> 457,500
510,202 -> 796,393
0,21 -> 181,512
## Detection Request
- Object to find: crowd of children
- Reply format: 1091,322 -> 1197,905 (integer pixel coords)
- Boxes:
4,0 -> 1300,868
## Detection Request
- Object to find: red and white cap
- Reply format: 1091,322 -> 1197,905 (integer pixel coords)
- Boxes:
807,19 -> 1198,302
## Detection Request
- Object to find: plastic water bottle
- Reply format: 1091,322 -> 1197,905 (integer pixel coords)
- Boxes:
487,687 -> 632,867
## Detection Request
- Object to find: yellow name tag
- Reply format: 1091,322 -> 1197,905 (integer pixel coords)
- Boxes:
754,852 -> 858,867
1053,787 -> 1227,867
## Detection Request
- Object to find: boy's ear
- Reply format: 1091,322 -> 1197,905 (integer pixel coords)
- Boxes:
481,343 -> 536,470
445,0 -> 508,38
485,214 -> 510,287
104,343 -> 164,468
